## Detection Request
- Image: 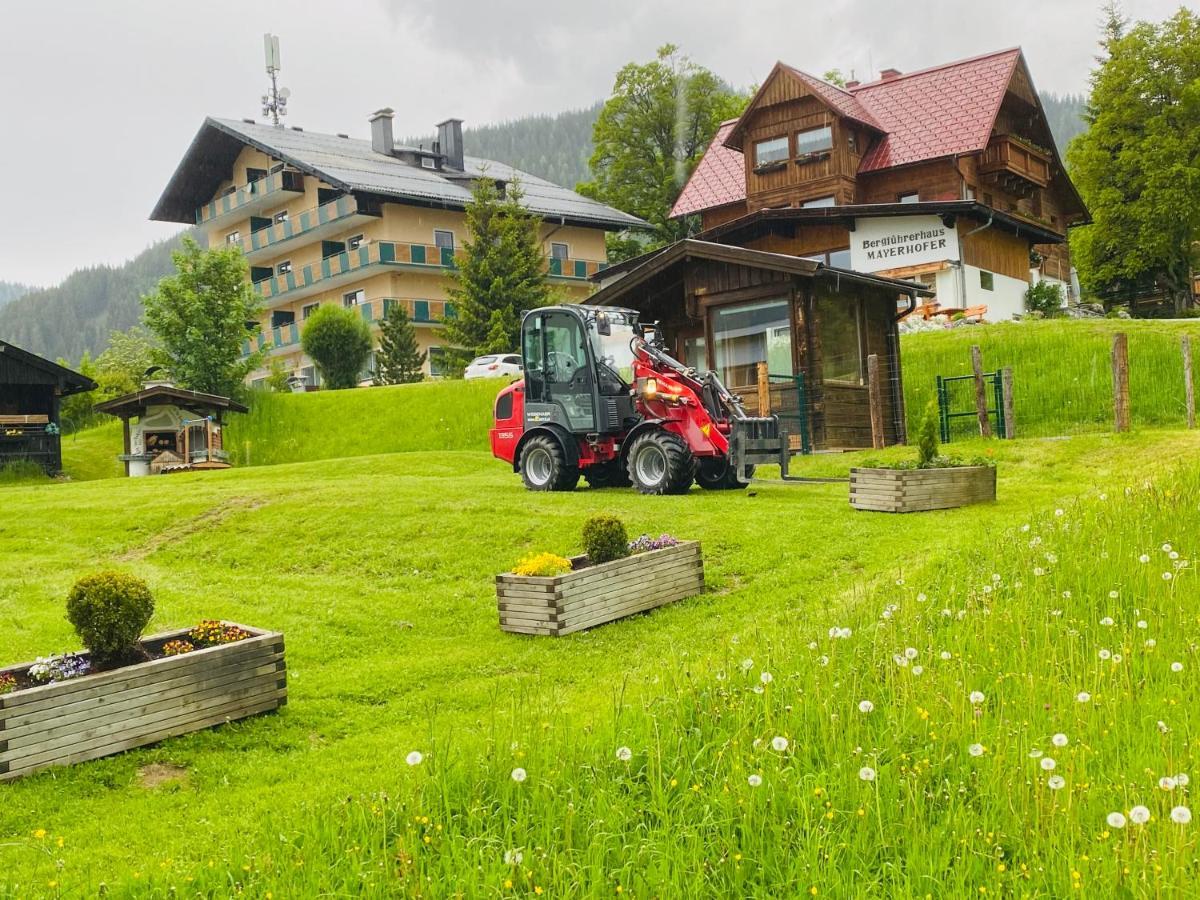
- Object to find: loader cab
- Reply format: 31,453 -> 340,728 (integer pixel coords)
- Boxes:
521,305 -> 639,436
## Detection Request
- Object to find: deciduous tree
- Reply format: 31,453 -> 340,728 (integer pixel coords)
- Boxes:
300,305 -> 374,390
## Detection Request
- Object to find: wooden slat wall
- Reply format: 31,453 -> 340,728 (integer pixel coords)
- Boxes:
857,161 -> 963,204
849,466 -> 997,512
960,226 -> 1031,281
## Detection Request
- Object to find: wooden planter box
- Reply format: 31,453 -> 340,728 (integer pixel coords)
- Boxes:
0,623 -> 285,782
497,541 -> 704,636
849,465 -> 996,513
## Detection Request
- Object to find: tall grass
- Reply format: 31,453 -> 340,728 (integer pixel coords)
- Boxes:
130,460 -> 1199,897
902,319 -> 1200,440
224,379 -> 504,467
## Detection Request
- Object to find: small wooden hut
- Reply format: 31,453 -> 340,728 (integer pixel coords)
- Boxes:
0,340 -> 97,474
94,383 -> 247,476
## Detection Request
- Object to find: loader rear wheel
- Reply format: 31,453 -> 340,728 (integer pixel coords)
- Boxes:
626,430 -> 696,495
696,457 -> 755,490
583,460 -> 631,489
520,435 -> 578,492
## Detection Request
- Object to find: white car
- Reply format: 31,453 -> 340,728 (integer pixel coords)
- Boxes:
463,353 -> 523,380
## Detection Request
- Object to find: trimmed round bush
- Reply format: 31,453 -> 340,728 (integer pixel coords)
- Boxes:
582,514 -> 630,565
66,571 -> 154,665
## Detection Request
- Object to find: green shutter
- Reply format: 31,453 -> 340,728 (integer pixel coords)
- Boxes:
413,300 -> 430,322
410,244 -> 426,265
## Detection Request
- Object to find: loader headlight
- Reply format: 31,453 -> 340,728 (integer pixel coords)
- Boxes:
641,377 -> 659,400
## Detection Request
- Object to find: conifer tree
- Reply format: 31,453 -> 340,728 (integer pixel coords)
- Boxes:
373,304 -> 427,385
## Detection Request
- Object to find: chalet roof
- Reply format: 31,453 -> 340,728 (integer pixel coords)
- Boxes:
588,239 -> 931,309
673,48 -> 1085,220
94,385 -> 248,419
151,117 -> 645,231
0,340 -> 97,396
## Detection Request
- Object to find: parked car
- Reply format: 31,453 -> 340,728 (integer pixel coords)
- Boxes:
464,354 -> 523,380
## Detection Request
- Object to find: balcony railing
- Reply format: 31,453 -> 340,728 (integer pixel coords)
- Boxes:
251,241 -> 606,305
245,194 -> 381,257
241,298 -> 452,358
978,134 -> 1052,194
196,169 -> 305,226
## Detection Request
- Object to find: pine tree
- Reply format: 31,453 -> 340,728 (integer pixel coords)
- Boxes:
373,304 -> 427,385
442,177 -> 553,374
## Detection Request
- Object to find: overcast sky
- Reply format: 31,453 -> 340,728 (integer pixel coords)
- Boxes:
0,0 -> 1185,287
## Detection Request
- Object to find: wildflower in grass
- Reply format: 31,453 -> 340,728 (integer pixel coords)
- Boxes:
893,654 -> 909,667
1171,662 -> 1184,673
912,665 -> 924,676
1139,554 -> 1151,563
1048,775 -> 1066,790
859,766 -> 876,782
858,700 -> 875,714
1077,691 -> 1091,703
940,651 -> 952,660
741,658 -> 754,671
1170,806 -> 1192,825
405,751 -> 423,766
969,691 -> 986,705
1163,572 -> 1173,581
1159,776 -> 1177,791
1177,773 -> 1190,787
1158,720 -> 1170,734
1100,617 -> 1114,626
511,767 -> 527,783
1052,733 -> 1068,747
1099,649 -> 1112,660
818,655 -> 829,666
760,671 -> 773,685
969,743 -> 985,757
1029,749 -> 1044,758
1107,812 -> 1127,829
1041,758 -> 1056,771
1146,638 -> 1157,648
1129,805 -> 1151,824
747,774 -> 763,787
771,736 -> 789,752
615,746 -> 632,762
904,647 -> 919,660
1137,620 -> 1148,629
1110,590 -> 1120,599
504,849 -> 523,865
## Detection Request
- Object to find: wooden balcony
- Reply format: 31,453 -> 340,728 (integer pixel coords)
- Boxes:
978,134 -> 1052,198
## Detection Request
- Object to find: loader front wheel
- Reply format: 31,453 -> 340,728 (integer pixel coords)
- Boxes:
520,435 -> 578,492
626,430 -> 696,495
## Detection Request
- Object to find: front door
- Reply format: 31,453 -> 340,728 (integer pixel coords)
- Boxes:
522,310 -> 597,433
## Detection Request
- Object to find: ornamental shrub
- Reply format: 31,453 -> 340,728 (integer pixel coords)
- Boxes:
582,514 -> 630,564
916,400 -> 940,468
512,552 -> 573,577
1025,279 -> 1064,317
66,571 -> 154,666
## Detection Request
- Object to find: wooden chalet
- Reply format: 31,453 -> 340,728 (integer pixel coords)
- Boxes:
0,340 -> 96,474
590,240 -> 931,450
94,383 -> 247,476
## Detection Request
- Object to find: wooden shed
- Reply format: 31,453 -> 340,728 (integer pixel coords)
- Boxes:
590,240 -> 930,450
94,383 -> 248,476
0,340 -> 97,474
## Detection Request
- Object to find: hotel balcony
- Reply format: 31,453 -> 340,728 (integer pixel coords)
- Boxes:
251,240 -> 607,307
242,194 -> 382,263
243,297 -> 453,359
195,169 -> 306,227
978,134 -> 1052,198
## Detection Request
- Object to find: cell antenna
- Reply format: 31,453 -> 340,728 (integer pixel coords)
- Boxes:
261,33 -> 289,126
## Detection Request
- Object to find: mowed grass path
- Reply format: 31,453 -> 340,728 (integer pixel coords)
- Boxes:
0,431 -> 1197,894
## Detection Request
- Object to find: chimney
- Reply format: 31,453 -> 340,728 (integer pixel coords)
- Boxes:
845,79 -> 860,89
370,108 -> 395,155
880,68 -> 901,81
437,118 -> 464,171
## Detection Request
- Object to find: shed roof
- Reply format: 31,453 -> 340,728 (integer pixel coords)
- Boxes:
94,385 -> 248,418
152,117 -> 646,231
0,340 -> 97,395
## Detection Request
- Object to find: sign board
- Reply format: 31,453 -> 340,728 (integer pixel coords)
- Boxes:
850,215 -> 960,274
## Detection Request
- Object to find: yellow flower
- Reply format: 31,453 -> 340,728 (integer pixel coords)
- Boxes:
810,887 -> 818,896
535,887 -> 544,896
997,864 -> 1006,873
504,880 -> 513,889
33,829 -> 46,840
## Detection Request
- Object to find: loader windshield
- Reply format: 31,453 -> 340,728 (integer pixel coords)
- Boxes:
589,311 -> 638,389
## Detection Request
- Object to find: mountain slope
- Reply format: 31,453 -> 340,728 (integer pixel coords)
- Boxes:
0,280 -> 33,309
1039,92 -> 1088,155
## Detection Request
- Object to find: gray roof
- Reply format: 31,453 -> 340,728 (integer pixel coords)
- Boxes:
151,117 -> 646,230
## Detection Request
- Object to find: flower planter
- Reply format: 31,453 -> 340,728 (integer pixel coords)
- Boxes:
0,623 -> 285,782
496,541 -> 704,636
849,465 -> 996,513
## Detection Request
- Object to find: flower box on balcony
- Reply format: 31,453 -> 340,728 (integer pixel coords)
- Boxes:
849,465 -> 996,513
496,541 -> 704,636
0,623 -> 285,782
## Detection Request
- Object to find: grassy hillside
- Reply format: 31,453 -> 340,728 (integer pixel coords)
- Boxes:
0,429 -> 1197,895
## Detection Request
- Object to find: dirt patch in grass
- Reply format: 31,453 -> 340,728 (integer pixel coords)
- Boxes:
116,496 -> 267,561
137,762 -> 189,789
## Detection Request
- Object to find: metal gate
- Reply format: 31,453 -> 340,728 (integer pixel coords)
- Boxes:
767,372 -> 811,455
935,372 -> 1008,442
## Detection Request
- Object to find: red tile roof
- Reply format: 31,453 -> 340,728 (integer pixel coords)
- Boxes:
672,48 -> 1024,219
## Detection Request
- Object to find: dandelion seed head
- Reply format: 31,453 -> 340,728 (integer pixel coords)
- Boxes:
858,700 -> 875,714
1107,812 -> 1127,829
760,671 -> 774,684
1160,776 -> 1178,791
616,746 -> 632,762
1129,805 -> 1151,824
1048,775 -> 1066,790
406,751 -> 424,766
858,766 -> 876,782
772,736 -> 789,752
1170,806 -> 1192,825
747,774 -> 763,787
511,767 -> 527,783
1052,733 -> 1068,747
969,691 -> 986,705
968,743 -> 985,757
1041,757 -> 1057,771
1076,691 -> 1091,703
1172,662 -> 1184,673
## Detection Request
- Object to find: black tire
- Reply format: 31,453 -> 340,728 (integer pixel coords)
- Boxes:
583,460 -> 631,489
519,435 -> 578,492
626,429 -> 696,495
696,457 -> 755,490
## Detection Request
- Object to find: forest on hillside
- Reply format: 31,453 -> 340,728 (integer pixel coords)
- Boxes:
0,280 -> 32,308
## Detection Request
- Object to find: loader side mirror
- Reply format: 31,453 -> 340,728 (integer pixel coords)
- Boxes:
595,313 -> 611,336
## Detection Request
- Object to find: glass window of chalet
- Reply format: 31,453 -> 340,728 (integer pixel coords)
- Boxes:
434,230 -> 455,250
754,136 -> 789,167
802,196 -> 836,208
796,125 -> 834,157
816,288 -> 864,385
827,248 -> 852,268
898,192 -> 920,204
710,299 -> 792,389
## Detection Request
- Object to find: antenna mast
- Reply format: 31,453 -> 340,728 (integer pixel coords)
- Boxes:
261,34 -> 290,126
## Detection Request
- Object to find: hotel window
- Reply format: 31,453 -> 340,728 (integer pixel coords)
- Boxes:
347,234 -> 364,251
343,289 -> 365,308
796,125 -> 834,157
276,260 -> 292,276
898,191 -> 920,204
550,242 -> 570,260
225,230 -> 241,245
802,196 -> 836,209
421,157 -> 437,169
273,209 -> 289,225
980,271 -> 995,291
302,302 -> 319,319
246,167 -> 267,185
754,136 -> 789,167
428,346 -> 446,377
816,291 -> 864,384
710,298 -> 793,389
434,230 -> 455,251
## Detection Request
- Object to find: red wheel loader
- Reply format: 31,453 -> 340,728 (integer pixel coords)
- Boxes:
490,305 -> 793,494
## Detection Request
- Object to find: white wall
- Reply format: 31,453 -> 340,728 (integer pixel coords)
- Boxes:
933,265 -> 1028,321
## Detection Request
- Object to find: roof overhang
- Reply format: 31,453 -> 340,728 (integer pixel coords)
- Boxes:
94,385 -> 249,419
0,341 -> 97,395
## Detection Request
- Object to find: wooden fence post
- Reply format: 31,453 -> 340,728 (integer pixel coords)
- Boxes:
1183,335 -> 1196,429
970,345 -> 992,438
1112,332 -> 1130,433
867,353 -> 885,449
1001,366 -> 1015,439
756,361 -> 771,416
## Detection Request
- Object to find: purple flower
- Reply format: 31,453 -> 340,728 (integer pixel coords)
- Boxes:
628,533 -> 681,553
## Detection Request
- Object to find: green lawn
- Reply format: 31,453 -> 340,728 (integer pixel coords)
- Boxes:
1,428 -> 1198,896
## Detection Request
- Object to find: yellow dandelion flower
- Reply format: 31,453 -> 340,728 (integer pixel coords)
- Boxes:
33,829 -> 46,840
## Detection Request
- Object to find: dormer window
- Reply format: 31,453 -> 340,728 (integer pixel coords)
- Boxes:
796,126 -> 833,158
754,137 -> 789,167
421,157 -> 436,169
